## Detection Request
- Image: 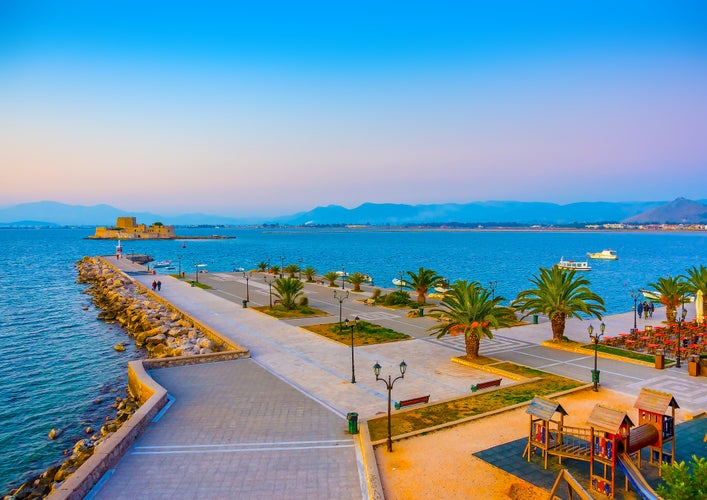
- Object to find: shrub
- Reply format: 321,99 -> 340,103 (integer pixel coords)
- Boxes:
298,296 -> 309,307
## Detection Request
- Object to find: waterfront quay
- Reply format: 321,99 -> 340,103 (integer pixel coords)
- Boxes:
77,256 -> 706,499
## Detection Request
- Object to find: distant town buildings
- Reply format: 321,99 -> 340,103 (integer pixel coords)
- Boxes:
92,217 -> 176,239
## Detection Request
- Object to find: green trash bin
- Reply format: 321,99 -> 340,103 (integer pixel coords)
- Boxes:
347,412 -> 359,434
242,299 -> 248,308
533,315 -> 538,324
591,369 -> 600,384
419,308 -> 424,317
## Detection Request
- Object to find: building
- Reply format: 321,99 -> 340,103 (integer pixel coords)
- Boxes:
92,217 -> 176,239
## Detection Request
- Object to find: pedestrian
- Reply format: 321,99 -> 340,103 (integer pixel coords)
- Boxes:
648,302 -> 654,318
152,280 -> 157,291
157,280 -> 162,291
637,301 -> 643,319
643,301 -> 649,319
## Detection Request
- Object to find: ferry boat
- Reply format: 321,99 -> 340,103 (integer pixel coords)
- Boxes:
152,260 -> 172,268
557,258 -> 591,271
640,289 -> 695,303
587,249 -> 618,260
392,278 -> 408,288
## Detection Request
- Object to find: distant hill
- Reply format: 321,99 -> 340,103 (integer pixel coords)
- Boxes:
1,199 -> 704,227
623,198 -> 707,224
269,200 -> 666,226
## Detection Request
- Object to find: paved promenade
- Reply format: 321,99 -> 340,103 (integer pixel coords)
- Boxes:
90,257 -> 706,498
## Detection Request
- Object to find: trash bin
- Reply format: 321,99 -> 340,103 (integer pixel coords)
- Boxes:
655,349 -> 665,370
533,315 -> 538,324
591,369 -> 600,384
347,412 -> 359,434
419,308 -> 424,317
242,300 -> 248,309
191,281 -> 195,287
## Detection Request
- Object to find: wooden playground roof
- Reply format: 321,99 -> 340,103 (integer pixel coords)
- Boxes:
634,387 -> 679,414
526,396 -> 568,420
587,405 -> 634,434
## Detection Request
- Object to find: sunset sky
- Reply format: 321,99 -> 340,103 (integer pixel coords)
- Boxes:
1,1 -> 706,216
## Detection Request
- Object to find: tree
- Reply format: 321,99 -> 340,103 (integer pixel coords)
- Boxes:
428,280 -> 516,358
269,264 -> 281,276
284,263 -> 300,278
657,454 -> 707,500
257,261 -> 268,272
347,272 -> 368,292
648,275 -> 689,323
684,265 -> 707,318
405,267 -> 443,304
513,266 -> 605,342
323,271 -> 339,287
303,266 -> 317,282
272,277 -> 304,310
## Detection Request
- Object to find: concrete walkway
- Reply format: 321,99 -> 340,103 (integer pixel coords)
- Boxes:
93,257 -> 706,498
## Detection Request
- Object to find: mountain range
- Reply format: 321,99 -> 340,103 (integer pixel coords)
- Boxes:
1,198 -> 706,227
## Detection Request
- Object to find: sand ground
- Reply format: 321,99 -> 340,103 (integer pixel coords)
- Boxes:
374,388 -> 691,499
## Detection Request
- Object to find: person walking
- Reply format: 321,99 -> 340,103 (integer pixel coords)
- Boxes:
157,280 -> 162,291
648,302 -> 654,318
643,301 -> 649,319
637,301 -> 643,320
152,280 -> 157,291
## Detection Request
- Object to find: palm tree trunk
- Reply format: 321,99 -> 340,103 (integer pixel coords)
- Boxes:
666,307 -> 677,323
417,291 -> 425,304
465,332 -> 481,358
550,312 -> 566,342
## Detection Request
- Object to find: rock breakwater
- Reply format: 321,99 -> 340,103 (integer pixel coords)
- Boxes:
77,256 -> 226,358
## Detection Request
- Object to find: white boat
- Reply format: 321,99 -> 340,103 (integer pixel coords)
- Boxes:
557,258 -> 591,271
392,278 -> 408,287
587,249 -> 618,260
640,289 -> 695,303
152,260 -> 172,268
434,278 -> 451,293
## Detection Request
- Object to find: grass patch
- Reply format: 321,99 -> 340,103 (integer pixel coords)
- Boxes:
367,363 -> 583,442
190,281 -> 212,290
454,355 -> 499,366
584,344 -> 656,363
252,306 -> 329,319
303,320 -> 411,346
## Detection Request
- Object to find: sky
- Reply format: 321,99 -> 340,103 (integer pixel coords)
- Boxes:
1,1 -> 706,217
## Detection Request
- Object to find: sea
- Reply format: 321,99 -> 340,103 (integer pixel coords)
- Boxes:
1,226 -> 706,491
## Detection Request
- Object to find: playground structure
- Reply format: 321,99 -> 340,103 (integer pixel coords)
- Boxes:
523,388 -> 679,499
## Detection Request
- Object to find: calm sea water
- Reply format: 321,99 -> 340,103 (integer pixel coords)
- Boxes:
1,227 -> 705,490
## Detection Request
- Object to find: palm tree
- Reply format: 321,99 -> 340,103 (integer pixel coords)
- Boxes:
323,271 -> 339,287
284,263 -> 300,278
257,261 -> 268,272
347,272 -> 367,292
513,266 -> 605,342
269,264 -> 280,276
648,275 -> 689,323
428,281 -> 516,358
684,265 -> 707,318
303,266 -> 317,282
272,277 -> 304,310
405,267 -> 443,304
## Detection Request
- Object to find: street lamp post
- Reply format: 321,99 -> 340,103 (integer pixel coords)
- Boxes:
341,265 -> 346,290
280,255 -> 285,278
264,276 -> 274,308
334,289 -> 349,336
373,360 -> 407,452
178,255 -> 182,276
488,281 -> 498,299
243,272 -> 251,302
630,289 -> 638,332
676,304 -> 687,368
348,316 -> 358,383
588,323 -> 605,391
398,271 -> 405,293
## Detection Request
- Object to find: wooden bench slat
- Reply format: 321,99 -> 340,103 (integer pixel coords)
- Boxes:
471,378 -> 502,392
395,395 -> 430,410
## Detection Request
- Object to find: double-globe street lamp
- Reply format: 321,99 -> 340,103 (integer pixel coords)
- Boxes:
264,275 -> 275,308
588,322 -> 605,391
675,304 -> 687,368
374,360 -> 407,452
630,289 -> 638,333
344,316 -> 359,384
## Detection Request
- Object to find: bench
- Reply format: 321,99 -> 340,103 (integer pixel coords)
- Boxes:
395,395 -> 430,410
471,378 -> 502,392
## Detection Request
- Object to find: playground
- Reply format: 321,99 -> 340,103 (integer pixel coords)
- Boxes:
375,388 -> 706,499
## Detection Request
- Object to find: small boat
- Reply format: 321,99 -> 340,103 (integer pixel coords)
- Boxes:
392,278 -> 408,287
152,260 -> 172,268
640,289 -> 695,303
587,249 -> 618,260
557,258 -> 591,271
434,278 -> 451,293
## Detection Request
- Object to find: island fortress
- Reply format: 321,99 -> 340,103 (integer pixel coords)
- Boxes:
91,217 -> 176,239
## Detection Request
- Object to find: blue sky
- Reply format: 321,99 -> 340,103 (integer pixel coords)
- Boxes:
1,1 -> 706,216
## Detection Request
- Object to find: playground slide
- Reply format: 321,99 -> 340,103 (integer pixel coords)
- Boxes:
617,453 -> 662,500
